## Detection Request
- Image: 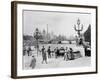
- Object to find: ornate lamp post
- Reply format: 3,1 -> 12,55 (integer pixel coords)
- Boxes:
34,28 -> 40,56
74,18 -> 84,45
74,18 -> 83,37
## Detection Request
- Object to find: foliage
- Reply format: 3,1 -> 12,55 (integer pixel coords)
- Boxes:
84,24 -> 91,44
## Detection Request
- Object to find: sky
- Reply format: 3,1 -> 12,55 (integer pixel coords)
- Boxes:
23,10 -> 91,38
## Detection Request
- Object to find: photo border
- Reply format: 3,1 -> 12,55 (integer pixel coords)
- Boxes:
11,1 -> 98,79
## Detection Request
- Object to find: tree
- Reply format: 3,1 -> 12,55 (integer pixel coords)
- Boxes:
23,35 -> 33,41
84,24 -> 91,45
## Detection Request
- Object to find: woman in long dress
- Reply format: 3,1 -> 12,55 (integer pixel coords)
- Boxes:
64,47 -> 68,61
30,56 -> 36,69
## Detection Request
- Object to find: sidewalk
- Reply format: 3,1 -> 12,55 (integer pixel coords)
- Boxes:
35,55 -> 91,69
23,52 -> 91,69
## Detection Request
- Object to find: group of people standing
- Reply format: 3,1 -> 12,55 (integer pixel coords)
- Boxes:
41,46 -> 75,64
24,45 -> 76,69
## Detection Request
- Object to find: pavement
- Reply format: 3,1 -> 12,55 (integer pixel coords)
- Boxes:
23,51 -> 91,70
23,44 -> 91,70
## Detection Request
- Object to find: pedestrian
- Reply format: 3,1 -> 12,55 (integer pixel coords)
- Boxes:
30,56 -> 36,69
23,46 -> 27,56
55,47 -> 59,58
69,48 -> 74,60
47,46 -> 51,58
41,46 -> 47,64
64,47 -> 68,61
27,46 -> 31,56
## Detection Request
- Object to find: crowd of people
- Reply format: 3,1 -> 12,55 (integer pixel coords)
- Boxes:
40,46 -> 75,64
23,45 -> 82,69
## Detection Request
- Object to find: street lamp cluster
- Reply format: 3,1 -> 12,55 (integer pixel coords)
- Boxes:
74,18 -> 83,37
34,28 -> 41,56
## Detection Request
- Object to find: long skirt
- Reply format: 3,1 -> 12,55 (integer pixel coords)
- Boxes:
30,58 -> 36,69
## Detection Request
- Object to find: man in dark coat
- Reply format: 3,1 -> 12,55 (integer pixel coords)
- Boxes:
69,48 -> 74,60
27,46 -> 31,56
47,46 -> 51,58
55,47 -> 59,58
41,46 -> 47,64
